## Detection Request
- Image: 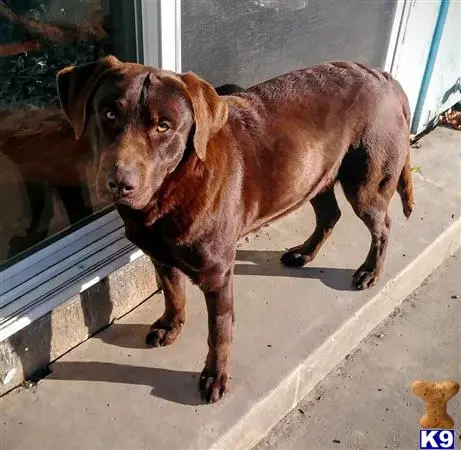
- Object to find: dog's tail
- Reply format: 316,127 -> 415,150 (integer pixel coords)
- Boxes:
391,77 -> 414,219
397,151 -> 414,218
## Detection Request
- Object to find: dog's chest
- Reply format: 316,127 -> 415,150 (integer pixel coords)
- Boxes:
124,220 -> 204,275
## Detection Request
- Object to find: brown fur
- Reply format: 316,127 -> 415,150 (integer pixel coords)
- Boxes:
57,56 -> 414,403
0,108 -> 90,184
0,107 -> 94,258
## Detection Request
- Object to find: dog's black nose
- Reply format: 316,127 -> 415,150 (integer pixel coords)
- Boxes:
107,166 -> 139,197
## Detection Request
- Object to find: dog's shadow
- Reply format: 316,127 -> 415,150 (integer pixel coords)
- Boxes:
235,249 -> 355,292
48,250 -> 355,406
94,250 -> 354,351
49,360 -> 202,406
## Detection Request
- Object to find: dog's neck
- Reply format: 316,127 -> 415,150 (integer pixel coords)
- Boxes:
143,148 -> 205,227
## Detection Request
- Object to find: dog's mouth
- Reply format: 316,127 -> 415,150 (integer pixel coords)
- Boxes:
112,193 -> 136,206
96,182 -> 152,210
113,190 -> 154,210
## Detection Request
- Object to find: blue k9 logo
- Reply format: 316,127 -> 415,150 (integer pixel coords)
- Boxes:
420,430 -> 455,449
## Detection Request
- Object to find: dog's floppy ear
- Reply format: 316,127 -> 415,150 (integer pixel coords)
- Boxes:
180,72 -> 228,161
57,55 -> 121,139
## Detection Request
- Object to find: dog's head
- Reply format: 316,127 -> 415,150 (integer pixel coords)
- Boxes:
57,55 -> 228,209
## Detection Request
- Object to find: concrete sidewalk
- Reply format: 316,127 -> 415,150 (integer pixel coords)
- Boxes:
1,127 -> 460,450
255,249 -> 461,450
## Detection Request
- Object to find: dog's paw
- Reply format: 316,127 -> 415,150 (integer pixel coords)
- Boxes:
353,267 -> 378,290
199,367 -> 229,403
280,249 -> 312,267
145,321 -> 182,347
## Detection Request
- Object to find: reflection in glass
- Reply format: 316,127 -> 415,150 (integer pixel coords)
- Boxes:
0,0 -> 137,265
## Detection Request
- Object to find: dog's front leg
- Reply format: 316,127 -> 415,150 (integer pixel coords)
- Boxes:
199,265 -> 234,403
145,263 -> 186,347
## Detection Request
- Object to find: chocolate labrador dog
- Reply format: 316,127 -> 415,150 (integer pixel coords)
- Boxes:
57,56 -> 413,403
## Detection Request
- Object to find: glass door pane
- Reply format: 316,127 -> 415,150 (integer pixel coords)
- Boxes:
0,0 -> 143,266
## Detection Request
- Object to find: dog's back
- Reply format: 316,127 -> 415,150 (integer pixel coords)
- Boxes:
222,62 -> 412,235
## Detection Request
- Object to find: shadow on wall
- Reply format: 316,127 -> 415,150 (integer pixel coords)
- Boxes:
441,77 -> 461,105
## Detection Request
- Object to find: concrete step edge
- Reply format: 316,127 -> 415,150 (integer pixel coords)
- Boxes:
211,216 -> 461,450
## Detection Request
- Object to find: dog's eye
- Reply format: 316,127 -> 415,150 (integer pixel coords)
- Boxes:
105,110 -> 116,121
156,121 -> 169,132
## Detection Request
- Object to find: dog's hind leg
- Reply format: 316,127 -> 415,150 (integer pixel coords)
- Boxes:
345,193 -> 392,290
339,140 -> 407,290
281,186 -> 341,267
